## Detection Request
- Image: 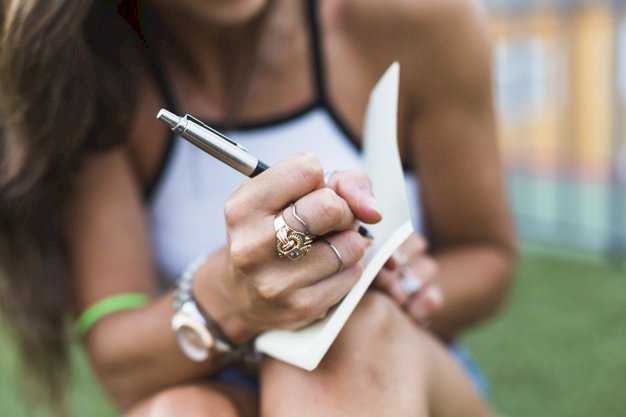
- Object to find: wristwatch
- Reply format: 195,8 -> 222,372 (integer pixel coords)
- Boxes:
171,256 -> 234,362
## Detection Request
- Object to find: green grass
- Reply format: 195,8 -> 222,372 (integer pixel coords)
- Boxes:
465,246 -> 626,417
0,340 -> 116,417
1,248 -> 624,416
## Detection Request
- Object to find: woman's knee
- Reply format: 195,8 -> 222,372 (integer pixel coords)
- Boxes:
334,290 -> 440,365
124,383 -> 242,417
344,290 -> 412,339
260,292 -> 433,417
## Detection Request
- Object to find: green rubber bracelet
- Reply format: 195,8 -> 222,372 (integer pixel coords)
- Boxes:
74,293 -> 150,337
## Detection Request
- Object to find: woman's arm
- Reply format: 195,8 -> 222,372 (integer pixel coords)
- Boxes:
64,148 -> 379,410
319,0 -> 515,340
64,148 -> 217,409
403,0 -> 517,341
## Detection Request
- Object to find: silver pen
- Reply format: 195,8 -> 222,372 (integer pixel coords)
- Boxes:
156,109 -> 373,239
157,109 -> 269,177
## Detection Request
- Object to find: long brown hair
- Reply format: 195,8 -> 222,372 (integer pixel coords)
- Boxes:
0,0 -> 142,408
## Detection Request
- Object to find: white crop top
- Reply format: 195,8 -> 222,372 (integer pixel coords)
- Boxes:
147,110 -> 424,283
144,1 -> 423,283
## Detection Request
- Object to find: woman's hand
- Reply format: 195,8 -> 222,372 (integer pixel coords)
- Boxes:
372,234 -> 444,325
195,153 -> 382,344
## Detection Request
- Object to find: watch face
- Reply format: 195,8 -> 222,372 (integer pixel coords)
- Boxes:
172,314 -> 213,362
178,325 -> 207,356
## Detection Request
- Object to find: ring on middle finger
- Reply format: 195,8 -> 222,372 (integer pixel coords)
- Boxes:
274,209 -> 315,260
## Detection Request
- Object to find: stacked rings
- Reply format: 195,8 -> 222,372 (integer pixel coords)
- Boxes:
273,204 -> 345,274
274,209 -> 314,260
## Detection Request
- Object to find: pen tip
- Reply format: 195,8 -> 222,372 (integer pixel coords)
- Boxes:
156,109 -> 180,129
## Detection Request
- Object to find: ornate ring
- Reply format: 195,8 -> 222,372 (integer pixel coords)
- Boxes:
323,240 -> 344,273
274,212 -> 314,260
400,267 -> 423,296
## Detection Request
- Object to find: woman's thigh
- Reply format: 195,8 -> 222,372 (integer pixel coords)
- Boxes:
124,382 -> 258,417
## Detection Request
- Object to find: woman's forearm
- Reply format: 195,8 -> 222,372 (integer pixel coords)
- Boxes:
83,291 -> 224,410
429,243 -> 517,342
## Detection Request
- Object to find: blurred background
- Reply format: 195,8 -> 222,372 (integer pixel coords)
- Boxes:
490,0 -> 626,257
467,1 -> 626,416
1,1 -> 625,416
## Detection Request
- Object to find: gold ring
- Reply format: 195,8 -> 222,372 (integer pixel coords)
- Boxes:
274,212 -> 314,260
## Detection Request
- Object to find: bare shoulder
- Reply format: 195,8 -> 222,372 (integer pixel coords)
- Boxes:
340,0 -> 484,27
335,0 -> 488,47
330,0 -> 492,99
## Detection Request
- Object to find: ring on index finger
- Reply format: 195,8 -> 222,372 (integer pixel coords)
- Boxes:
274,210 -> 314,260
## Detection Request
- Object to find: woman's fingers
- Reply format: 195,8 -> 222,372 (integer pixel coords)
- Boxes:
371,232 -> 444,325
326,170 -> 382,224
371,268 -> 408,305
407,255 -> 438,284
407,284 -> 444,323
401,253 -> 442,324
400,234 -> 428,256
227,163 -> 380,253
225,160 -> 387,332
253,231 -> 369,300
282,189 -> 356,236
372,235 -> 432,304
281,264 -> 364,328
247,232 -> 366,330
228,153 -> 326,217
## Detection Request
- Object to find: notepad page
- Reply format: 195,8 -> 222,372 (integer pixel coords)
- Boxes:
254,63 -> 414,370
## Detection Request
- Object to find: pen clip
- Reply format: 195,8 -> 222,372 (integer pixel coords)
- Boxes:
186,115 -> 249,152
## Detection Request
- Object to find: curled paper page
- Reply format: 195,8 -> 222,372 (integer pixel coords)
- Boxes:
254,63 -> 413,371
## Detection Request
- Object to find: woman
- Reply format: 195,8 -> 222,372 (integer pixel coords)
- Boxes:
0,0 -> 516,415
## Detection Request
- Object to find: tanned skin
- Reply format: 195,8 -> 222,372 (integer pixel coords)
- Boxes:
65,0 -> 514,415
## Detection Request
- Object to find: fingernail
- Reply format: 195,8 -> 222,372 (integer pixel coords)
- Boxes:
364,194 -> 382,216
364,238 -> 374,249
394,252 -> 408,266
425,286 -> 444,308
324,170 -> 337,186
358,225 -> 374,240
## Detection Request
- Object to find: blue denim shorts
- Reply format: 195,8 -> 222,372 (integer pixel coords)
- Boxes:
450,344 -> 491,399
218,367 -> 260,391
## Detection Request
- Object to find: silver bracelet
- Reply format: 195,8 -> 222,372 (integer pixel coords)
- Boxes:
173,255 -> 208,311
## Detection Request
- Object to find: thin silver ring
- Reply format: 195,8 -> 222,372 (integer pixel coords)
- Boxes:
324,171 -> 337,186
324,240 -> 344,273
400,267 -> 423,296
290,203 -> 312,235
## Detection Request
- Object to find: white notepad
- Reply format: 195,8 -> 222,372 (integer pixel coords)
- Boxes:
254,63 -> 414,371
